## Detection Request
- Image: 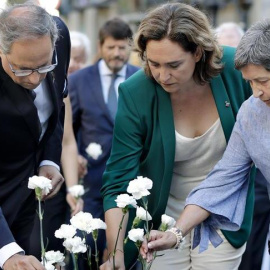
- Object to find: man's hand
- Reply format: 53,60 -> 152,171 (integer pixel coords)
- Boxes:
3,254 -> 45,270
78,155 -> 88,179
38,165 -> 64,200
66,194 -> 83,216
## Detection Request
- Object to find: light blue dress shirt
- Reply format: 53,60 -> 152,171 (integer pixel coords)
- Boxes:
186,96 -> 270,252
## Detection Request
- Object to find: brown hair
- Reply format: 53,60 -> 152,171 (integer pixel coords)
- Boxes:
99,17 -> 133,45
134,3 -> 223,84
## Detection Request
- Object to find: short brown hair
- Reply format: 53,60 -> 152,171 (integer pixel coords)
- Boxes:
99,18 -> 133,45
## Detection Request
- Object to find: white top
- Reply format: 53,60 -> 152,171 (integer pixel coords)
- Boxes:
166,119 -> 226,219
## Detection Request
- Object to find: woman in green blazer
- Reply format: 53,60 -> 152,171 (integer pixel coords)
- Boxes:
101,3 -> 255,270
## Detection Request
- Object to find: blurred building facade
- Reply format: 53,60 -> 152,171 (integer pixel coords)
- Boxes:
7,0 -> 270,62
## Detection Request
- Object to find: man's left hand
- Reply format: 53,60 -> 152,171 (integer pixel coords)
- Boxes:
38,165 -> 64,200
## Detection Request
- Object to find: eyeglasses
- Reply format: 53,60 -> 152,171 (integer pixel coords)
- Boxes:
5,51 -> 58,77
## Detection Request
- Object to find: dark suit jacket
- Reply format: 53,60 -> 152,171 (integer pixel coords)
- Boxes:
69,62 -> 139,206
101,46 -> 256,267
0,16 -> 70,251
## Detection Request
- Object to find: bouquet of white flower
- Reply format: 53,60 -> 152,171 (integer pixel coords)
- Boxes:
113,176 -> 176,270
55,211 -> 107,270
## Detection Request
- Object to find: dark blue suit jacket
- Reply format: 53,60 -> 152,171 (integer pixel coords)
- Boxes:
69,61 -> 139,214
0,16 -> 70,252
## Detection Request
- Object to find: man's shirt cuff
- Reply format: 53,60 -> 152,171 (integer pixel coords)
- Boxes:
39,160 -> 60,171
0,242 -> 24,268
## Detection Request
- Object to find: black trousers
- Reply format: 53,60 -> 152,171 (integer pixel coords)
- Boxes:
238,170 -> 270,270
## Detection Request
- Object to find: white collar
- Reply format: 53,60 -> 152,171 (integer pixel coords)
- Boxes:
99,59 -> 127,78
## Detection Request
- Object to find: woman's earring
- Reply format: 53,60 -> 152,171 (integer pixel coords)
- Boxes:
201,52 -> 206,62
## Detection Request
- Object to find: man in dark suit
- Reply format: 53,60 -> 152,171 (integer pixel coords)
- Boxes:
0,3 -> 70,269
69,18 -> 139,269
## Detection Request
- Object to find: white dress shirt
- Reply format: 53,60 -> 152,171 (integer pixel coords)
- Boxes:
98,59 -> 127,103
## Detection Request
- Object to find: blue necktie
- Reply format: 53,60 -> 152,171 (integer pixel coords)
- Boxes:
107,74 -> 118,120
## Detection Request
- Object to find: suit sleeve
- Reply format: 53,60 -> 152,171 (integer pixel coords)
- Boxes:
101,83 -> 144,211
0,208 -> 24,268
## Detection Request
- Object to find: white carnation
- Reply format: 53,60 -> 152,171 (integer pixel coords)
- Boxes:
44,250 -> 65,266
70,211 -> 93,233
63,236 -> 87,254
136,206 -> 152,221
128,228 -> 144,243
55,224 -> 77,239
28,175 -> 52,195
115,194 -> 137,208
127,176 -> 153,199
161,214 -> 176,229
90,218 -> 107,230
85,142 -> 102,160
68,185 -> 85,198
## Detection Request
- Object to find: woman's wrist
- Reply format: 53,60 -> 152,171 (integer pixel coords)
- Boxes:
166,226 -> 185,249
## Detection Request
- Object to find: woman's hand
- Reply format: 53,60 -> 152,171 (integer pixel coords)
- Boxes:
99,251 -> 125,270
140,230 -> 177,262
66,194 -> 84,216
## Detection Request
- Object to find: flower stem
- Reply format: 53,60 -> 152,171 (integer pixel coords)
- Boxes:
38,198 -> 45,265
93,230 -> 99,270
83,232 -> 92,270
72,253 -> 79,270
113,211 -> 126,270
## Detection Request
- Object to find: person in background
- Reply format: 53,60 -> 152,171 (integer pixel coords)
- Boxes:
68,31 -> 91,75
215,22 -> 244,47
0,2 -> 70,269
69,17 -> 139,269
68,30 -> 91,180
100,3 -> 255,270
141,17 -> 270,270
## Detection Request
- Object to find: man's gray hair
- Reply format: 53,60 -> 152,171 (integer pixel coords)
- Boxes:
235,19 -> 270,71
0,2 -> 58,54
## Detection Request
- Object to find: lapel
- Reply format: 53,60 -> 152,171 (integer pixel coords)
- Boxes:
125,64 -> 134,79
89,63 -> 114,124
0,65 -> 40,143
210,75 -> 235,143
152,74 -> 236,213
156,83 -> 175,208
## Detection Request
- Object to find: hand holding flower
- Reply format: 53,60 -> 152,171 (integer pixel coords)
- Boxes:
3,254 -> 46,270
38,165 -> 64,200
67,185 -> 85,216
140,230 -> 178,262
77,154 -> 88,179
28,175 -> 53,264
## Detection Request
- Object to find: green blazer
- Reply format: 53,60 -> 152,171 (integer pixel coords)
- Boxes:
102,46 -> 255,267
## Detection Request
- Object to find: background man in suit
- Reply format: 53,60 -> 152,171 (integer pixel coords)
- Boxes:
0,2 -> 70,269
69,17 -> 139,268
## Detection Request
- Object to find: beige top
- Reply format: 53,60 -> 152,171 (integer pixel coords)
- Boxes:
165,118 -> 226,219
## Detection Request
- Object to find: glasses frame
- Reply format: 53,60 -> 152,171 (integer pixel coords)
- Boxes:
5,50 -> 58,77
